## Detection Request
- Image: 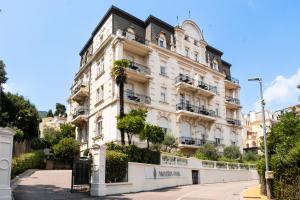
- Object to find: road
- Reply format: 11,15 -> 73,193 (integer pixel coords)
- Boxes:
13,170 -> 258,200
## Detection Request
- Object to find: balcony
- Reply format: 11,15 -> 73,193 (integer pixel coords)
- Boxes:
175,74 -> 217,97
124,90 -> 151,104
71,106 -> 88,126
226,118 -> 241,127
177,137 -> 217,148
125,61 -> 151,83
176,103 -> 216,122
120,30 -> 150,56
225,76 -> 240,89
71,81 -> 89,103
225,96 -> 241,109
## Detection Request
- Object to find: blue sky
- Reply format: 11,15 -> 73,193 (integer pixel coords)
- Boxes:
1,0 -> 300,113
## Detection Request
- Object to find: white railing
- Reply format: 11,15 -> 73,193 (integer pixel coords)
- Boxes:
160,154 -> 256,171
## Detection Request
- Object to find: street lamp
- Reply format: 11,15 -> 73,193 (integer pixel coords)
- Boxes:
248,77 -> 271,199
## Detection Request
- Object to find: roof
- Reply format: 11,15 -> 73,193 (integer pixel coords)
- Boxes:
80,5 -> 175,56
206,45 -> 223,56
221,59 -> 231,67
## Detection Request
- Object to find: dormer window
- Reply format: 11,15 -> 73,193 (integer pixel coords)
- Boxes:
126,28 -> 135,40
213,60 -> 219,71
158,33 -> 167,48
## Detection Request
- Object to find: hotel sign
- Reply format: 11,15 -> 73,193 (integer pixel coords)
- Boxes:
145,166 -> 184,179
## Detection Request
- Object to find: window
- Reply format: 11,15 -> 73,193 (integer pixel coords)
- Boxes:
160,87 -> 167,103
97,57 -> 104,76
185,47 -> 189,57
213,60 -> 219,71
96,119 -> 103,136
214,128 -> 222,145
158,117 -> 168,134
160,65 -> 167,76
194,52 -> 198,62
96,85 -> 104,103
184,35 -> 189,41
126,28 -> 135,40
215,138 -> 221,145
99,34 -> 103,43
216,104 -> 219,117
194,40 -> 198,46
158,38 -> 166,48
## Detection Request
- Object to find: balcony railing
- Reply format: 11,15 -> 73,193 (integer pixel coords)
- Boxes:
176,103 -> 216,117
127,61 -> 151,75
225,96 -> 240,105
122,31 -> 147,45
177,136 -> 217,147
72,81 -> 87,94
73,106 -> 88,119
226,76 -> 239,84
124,90 -> 151,104
226,118 -> 241,126
175,74 -> 218,94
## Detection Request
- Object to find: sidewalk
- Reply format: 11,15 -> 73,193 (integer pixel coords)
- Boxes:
241,185 -> 268,200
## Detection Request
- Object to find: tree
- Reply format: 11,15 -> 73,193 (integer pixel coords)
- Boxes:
59,123 -> 75,138
46,109 -> 54,117
52,137 -> 80,162
111,59 -> 129,145
257,111 -> 300,199
43,127 -> 60,147
194,144 -> 219,161
0,92 -> 40,139
140,124 -> 165,148
54,103 -> 66,117
0,60 -> 7,88
223,145 -> 241,160
242,152 -> 258,162
162,134 -> 177,152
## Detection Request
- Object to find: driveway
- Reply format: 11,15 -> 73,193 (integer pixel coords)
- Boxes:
13,170 -> 258,200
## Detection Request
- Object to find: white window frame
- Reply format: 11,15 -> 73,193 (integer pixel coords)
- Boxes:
160,65 -> 167,76
158,37 -> 166,48
160,87 -> 167,103
96,119 -> 103,136
194,52 -> 198,62
185,47 -> 189,57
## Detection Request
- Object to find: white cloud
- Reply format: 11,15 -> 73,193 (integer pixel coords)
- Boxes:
253,68 -> 300,111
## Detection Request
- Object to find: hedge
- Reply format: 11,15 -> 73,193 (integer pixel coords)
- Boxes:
105,150 -> 128,183
106,142 -> 160,164
11,150 -> 45,179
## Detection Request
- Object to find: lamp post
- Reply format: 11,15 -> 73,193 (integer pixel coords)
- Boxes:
248,77 -> 271,199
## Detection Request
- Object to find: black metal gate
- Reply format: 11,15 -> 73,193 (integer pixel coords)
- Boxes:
192,170 -> 199,184
71,158 -> 91,192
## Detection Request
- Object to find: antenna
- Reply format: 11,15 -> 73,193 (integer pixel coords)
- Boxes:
176,16 -> 179,26
189,10 -> 191,19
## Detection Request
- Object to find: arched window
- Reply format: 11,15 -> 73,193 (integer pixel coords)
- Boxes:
180,122 -> 191,138
158,33 -> 167,48
126,28 -> 135,40
252,141 -> 256,147
231,131 -> 238,146
246,143 -> 250,148
195,125 -> 206,140
158,117 -> 168,133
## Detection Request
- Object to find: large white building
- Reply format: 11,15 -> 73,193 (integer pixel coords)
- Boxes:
68,6 -> 243,155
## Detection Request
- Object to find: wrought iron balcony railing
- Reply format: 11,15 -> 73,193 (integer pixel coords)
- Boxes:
225,96 -> 240,105
175,74 -> 218,94
226,118 -> 241,126
121,31 -> 147,45
72,81 -> 87,94
176,103 -> 216,117
73,106 -> 88,119
225,76 -> 239,84
127,61 -> 151,75
125,90 -> 151,104
177,136 -> 217,147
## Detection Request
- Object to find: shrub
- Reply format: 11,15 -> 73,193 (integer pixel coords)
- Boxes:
105,150 -> 128,183
106,142 -> 160,164
11,150 -> 45,178
162,134 -> 177,152
31,138 -> 46,150
218,156 -> 235,163
195,144 -> 219,161
52,137 -> 79,162
223,145 -> 241,160
242,152 -> 258,163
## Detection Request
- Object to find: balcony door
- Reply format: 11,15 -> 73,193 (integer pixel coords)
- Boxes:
180,122 -> 192,138
195,125 -> 206,139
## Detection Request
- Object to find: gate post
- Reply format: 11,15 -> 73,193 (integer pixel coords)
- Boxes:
90,144 -> 106,196
0,127 -> 15,200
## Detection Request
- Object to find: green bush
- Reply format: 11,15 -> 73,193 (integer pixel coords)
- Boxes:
31,138 -> 46,150
242,152 -> 258,163
105,150 -> 128,183
223,145 -> 241,160
106,142 -> 160,164
11,150 -> 45,178
52,137 -> 79,162
218,156 -> 235,162
194,144 -> 219,161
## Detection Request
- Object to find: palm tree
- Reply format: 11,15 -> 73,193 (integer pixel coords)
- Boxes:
111,59 -> 129,145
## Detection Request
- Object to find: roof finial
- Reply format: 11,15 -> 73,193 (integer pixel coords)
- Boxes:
176,16 -> 179,26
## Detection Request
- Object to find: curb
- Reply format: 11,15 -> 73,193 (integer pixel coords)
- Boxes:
11,169 -> 37,190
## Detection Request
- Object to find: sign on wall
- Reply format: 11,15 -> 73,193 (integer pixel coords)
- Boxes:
145,166 -> 186,179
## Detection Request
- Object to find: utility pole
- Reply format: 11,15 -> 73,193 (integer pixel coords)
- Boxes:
248,77 -> 271,199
